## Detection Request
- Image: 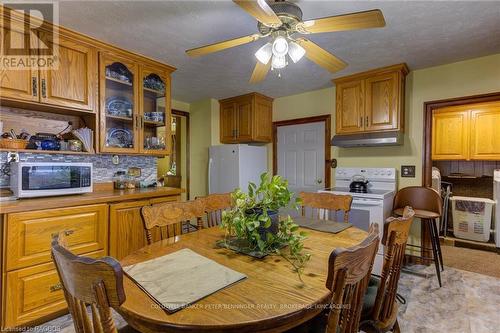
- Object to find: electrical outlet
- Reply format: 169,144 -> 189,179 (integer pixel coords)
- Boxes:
401,165 -> 416,178
7,152 -> 19,163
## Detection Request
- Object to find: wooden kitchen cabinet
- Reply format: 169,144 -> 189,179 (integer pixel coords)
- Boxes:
5,204 -> 108,271
335,80 -> 365,134
109,195 -> 179,260
0,23 -> 97,111
0,24 -> 39,102
4,250 -> 104,328
334,64 -> 408,135
432,101 -> 500,161
139,65 -> 172,155
1,7 -> 176,157
432,109 -> 470,160
99,53 -> 140,154
219,92 -> 273,143
470,107 -> 500,160
38,33 -> 98,111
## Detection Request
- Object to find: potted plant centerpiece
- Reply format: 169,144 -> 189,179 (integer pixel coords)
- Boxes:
218,173 -> 310,275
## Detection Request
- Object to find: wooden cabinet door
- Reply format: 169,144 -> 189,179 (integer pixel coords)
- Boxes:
139,65 -> 171,155
39,33 -> 97,111
5,204 -> 108,271
470,106 -> 500,160
432,109 -> 470,160
253,97 -> 273,142
365,72 -> 399,131
99,53 -> 140,154
109,200 -> 150,260
220,102 -> 237,143
0,25 -> 39,102
336,80 -> 364,134
236,99 -> 253,141
3,250 -> 104,329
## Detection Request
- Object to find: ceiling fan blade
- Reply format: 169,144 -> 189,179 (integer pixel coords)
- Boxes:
186,34 -> 260,57
298,9 -> 385,34
233,0 -> 282,27
296,38 -> 347,73
249,60 -> 271,84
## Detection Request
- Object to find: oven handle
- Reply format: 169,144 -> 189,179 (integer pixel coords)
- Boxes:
352,199 -> 382,206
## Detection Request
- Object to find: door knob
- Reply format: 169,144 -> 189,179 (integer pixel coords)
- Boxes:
316,179 -> 323,184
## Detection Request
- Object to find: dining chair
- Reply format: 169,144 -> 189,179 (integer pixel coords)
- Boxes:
141,199 -> 205,244
196,193 -> 233,228
288,224 -> 380,333
51,233 -> 136,333
360,206 -> 415,333
299,192 -> 353,222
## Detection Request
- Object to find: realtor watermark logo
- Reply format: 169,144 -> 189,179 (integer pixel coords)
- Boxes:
1,1 -> 59,70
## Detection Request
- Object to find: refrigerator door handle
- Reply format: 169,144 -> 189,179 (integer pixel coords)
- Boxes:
208,157 -> 213,194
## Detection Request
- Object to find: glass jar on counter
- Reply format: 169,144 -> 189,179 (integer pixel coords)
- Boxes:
113,171 -> 127,189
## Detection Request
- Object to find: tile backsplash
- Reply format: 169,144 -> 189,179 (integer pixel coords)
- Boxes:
0,152 -> 157,188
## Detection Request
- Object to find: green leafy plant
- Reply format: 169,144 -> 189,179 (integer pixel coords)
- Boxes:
220,172 -> 311,278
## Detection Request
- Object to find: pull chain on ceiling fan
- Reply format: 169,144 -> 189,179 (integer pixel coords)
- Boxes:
186,0 -> 386,83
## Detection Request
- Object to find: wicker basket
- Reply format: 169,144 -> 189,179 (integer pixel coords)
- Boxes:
0,138 -> 29,149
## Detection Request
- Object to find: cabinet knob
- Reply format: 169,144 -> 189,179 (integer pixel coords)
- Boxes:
32,77 -> 37,97
41,78 -> 47,98
51,229 -> 75,239
49,282 -> 63,293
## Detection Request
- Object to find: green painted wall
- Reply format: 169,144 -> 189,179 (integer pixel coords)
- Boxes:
270,53 -> 500,189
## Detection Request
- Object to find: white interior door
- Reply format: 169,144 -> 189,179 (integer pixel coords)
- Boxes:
277,121 -> 325,206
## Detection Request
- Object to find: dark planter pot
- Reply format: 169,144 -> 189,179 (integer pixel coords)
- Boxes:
245,208 -> 279,240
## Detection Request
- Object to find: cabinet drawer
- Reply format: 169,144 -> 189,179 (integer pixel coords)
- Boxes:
149,195 -> 180,205
5,204 -> 108,271
3,250 -> 105,329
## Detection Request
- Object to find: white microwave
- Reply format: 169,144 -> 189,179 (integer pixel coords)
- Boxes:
10,162 -> 93,198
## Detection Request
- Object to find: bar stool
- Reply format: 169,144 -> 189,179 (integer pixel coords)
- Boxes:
393,186 -> 444,287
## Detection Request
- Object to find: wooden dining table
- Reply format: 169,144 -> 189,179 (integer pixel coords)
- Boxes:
117,224 -> 367,333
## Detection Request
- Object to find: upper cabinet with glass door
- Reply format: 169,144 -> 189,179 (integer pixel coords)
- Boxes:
99,54 -> 139,153
139,66 -> 171,155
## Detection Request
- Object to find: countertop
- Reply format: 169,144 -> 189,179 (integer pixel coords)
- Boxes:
0,187 -> 183,214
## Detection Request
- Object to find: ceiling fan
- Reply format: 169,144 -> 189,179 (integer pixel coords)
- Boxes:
185,0 -> 386,83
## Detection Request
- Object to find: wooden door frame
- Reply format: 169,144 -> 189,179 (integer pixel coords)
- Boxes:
422,91 -> 500,187
172,109 -> 190,199
272,115 -> 332,188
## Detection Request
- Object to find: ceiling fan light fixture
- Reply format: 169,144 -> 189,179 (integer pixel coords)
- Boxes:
288,41 -> 306,63
272,36 -> 289,57
255,42 -> 273,64
271,54 -> 287,70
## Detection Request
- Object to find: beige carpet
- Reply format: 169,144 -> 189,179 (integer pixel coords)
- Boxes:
442,244 -> 500,278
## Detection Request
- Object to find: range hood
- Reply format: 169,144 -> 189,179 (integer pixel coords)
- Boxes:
331,131 -> 404,147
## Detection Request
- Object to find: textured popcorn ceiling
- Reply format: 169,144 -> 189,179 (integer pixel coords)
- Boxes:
58,1 -> 500,102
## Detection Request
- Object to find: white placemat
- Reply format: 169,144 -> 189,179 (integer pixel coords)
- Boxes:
123,248 -> 247,313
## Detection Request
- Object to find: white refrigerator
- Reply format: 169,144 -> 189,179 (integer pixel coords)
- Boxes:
208,144 -> 268,194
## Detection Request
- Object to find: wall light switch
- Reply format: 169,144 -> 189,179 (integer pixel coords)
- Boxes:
401,165 -> 416,178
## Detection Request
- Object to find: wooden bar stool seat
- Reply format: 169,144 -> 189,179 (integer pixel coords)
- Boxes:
393,208 -> 440,219
393,186 -> 444,287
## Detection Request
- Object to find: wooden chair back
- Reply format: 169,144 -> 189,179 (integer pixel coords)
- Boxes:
325,224 -> 380,333
51,233 -> 125,333
300,192 -> 353,223
196,193 -> 233,227
141,200 -> 204,244
371,206 -> 415,325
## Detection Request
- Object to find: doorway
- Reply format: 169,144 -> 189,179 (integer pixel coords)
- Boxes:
422,92 -> 500,277
273,115 -> 331,196
158,109 -> 190,200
